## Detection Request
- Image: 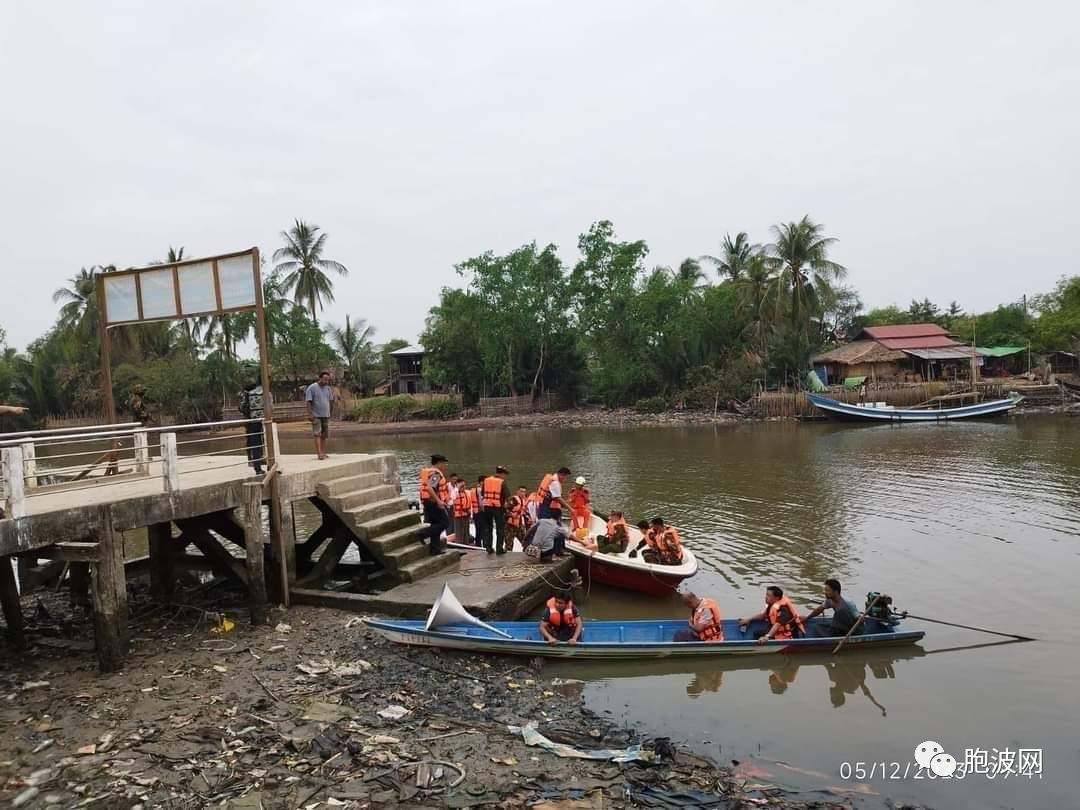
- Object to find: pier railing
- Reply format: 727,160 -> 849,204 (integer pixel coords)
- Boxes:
1,418 -> 275,519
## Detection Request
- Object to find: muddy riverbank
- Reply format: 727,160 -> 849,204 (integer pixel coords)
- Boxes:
0,583 -> 859,809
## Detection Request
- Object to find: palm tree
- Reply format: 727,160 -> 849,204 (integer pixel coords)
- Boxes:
326,315 -> 376,391
272,220 -> 348,321
52,267 -> 100,330
765,216 -> 846,339
702,232 -> 758,280
675,257 -> 706,286
733,254 -> 778,359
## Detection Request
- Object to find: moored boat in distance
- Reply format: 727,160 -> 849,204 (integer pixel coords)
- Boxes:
567,513 -> 698,597
807,392 -> 1022,422
363,616 -> 925,659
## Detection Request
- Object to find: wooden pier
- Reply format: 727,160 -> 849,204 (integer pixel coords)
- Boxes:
1,448 -> 570,671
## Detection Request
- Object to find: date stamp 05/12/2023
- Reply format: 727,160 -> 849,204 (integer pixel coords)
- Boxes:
839,741 -> 1043,781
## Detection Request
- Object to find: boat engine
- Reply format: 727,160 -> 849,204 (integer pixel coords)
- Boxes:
866,592 -> 900,626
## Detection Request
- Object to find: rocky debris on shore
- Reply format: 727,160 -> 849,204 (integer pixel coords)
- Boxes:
1,584 -> 864,809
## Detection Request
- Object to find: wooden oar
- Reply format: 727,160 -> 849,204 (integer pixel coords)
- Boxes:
832,594 -> 882,654
901,612 -> 1035,642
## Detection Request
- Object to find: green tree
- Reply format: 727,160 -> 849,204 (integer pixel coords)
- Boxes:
732,254 -> 778,359
421,289 -> 488,401
703,232 -> 758,280
765,216 -> 847,348
860,304 -> 909,327
907,297 -> 943,324
326,315 -> 376,392
269,305 -> 338,389
272,220 -> 349,321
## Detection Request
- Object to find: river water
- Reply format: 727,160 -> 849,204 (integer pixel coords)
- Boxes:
280,418 -> 1080,810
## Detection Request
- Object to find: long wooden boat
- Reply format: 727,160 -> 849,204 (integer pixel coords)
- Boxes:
363,616 -> 924,659
807,392 -> 1022,422
566,513 -> 698,597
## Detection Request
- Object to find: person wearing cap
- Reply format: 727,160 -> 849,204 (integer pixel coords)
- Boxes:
418,454 -> 450,556
568,476 -> 592,535
480,466 -> 512,554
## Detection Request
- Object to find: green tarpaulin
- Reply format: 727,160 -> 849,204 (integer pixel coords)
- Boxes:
843,375 -> 867,388
977,346 -> 1027,358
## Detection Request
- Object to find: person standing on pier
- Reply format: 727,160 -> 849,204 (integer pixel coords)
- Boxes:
481,466 -> 511,554
536,467 -> 571,523
418,454 -> 450,556
238,380 -> 267,475
471,475 -> 487,549
451,475 -> 472,545
505,485 -> 529,550
305,371 -> 336,460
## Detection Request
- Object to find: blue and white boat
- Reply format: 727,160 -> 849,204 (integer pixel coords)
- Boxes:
363,616 -> 924,660
807,392 -> 1022,422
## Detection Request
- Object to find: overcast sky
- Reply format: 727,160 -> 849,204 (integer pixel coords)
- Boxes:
2,2 -> 1077,352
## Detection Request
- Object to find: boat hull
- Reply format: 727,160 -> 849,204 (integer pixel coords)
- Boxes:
807,393 -> 1021,422
364,617 -> 924,660
567,513 -> 698,596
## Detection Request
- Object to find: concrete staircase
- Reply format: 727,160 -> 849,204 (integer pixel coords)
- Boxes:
315,466 -> 460,583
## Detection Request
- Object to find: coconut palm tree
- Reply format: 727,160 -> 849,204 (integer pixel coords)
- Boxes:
272,220 -> 349,321
326,315 -> 376,392
765,216 -> 846,339
702,232 -> 758,281
52,267 -> 101,330
733,254 -> 778,359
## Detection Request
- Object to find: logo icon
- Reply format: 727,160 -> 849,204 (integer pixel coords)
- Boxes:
914,741 -> 944,768
914,741 -> 957,776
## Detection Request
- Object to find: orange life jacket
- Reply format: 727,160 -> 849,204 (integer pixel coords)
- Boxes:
452,487 -> 471,518
568,486 -> 590,514
767,596 -> 805,641
544,597 -> 578,628
693,597 -> 724,642
481,476 -> 504,509
646,526 -> 683,564
606,516 -> 627,537
506,494 -> 525,527
418,467 -> 449,503
537,473 -> 563,511
467,488 -> 480,515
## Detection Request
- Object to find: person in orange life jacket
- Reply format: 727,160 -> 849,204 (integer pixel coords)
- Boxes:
539,590 -> 582,645
631,517 -> 683,564
738,586 -> 805,645
568,477 -> 591,532
524,491 -> 543,528
480,466 -> 512,554
673,591 -> 725,642
504,485 -> 529,549
470,476 -> 486,548
537,467 -> 571,522
450,473 -> 473,546
417,454 -> 450,556
629,520 -> 660,563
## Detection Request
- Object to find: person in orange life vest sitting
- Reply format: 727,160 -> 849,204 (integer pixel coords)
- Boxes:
591,511 -> 629,555
568,476 -> 591,533
539,590 -> 583,645
738,586 -> 805,645
417,455 -> 450,556
536,467 -> 571,523
673,591 -> 725,642
630,517 -> 683,565
629,520 -> 659,562
450,472 -> 473,546
504,485 -> 529,550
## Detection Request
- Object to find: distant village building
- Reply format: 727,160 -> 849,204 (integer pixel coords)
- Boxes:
813,324 -> 979,384
388,345 -> 432,395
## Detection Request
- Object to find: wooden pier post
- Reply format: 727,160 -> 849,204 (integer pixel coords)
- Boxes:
0,557 -> 25,649
147,521 -> 175,601
243,483 -> 268,625
92,506 -> 129,672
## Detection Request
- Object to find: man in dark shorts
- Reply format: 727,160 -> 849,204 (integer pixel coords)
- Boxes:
305,371 -> 335,459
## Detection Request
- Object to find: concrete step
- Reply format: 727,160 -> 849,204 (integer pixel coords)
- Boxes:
397,550 -> 462,583
356,510 -> 422,540
382,542 -> 431,571
318,471 -> 388,498
346,497 -> 410,525
331,484 -> 401,511
365,523 -> 426,553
